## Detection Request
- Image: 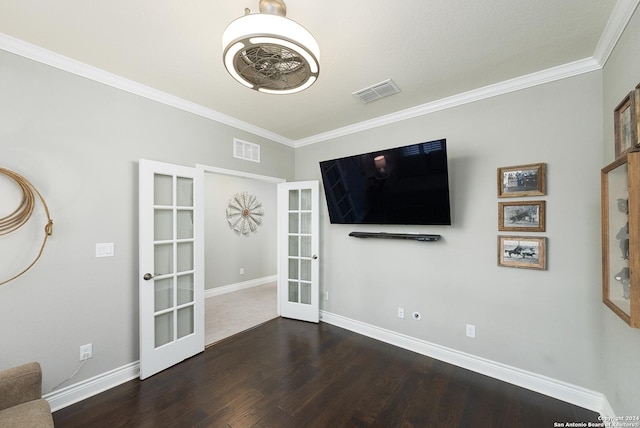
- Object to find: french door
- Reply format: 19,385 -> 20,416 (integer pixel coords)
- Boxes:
278,181 -> 320,323
138,159 -> 205,379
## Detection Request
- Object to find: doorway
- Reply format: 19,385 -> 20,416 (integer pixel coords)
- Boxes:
204,281 -> 277,344
199,165 -> 284,345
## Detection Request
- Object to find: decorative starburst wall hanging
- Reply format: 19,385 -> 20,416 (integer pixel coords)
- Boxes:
226,192 -> 264,235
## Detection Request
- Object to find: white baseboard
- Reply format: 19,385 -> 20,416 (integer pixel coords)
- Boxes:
44,309 -> 610,415
600,396 -> 616,418
44,361 -> 140,412
205,275 -> 276,299
320,311 -> 607,414
45,277 -> 277,412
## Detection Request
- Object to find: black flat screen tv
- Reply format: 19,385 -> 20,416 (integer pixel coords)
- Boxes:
319,139 -> 451,225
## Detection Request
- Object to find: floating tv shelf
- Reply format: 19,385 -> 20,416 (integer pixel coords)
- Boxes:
348,232 -> 441,242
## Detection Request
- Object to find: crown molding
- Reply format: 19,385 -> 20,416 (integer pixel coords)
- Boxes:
295,0 -> 639,148
1,0 -> 637,149
593,0 -> 640,66
294,57 -> 601,147
0,32 -> 296,147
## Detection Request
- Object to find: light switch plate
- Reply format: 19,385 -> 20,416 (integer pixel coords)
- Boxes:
96,243 -> 114,257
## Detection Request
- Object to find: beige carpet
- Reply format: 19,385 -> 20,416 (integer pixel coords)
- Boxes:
205,282 -> 278,346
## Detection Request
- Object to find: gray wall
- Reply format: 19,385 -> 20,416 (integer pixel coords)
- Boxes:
204,173 -> 278,289
601,5 -> 640,416
0,49 -> 293,393
295,71 -> 604,391
1,6 -> 639,414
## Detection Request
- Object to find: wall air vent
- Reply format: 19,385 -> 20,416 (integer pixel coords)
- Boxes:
352,79 -> 401,104
233,138 -> 260,163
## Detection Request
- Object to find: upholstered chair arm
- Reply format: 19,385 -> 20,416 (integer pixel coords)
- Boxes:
0,362 -> 43,411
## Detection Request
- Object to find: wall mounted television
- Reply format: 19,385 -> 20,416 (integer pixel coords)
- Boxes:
319,139 -> 451,225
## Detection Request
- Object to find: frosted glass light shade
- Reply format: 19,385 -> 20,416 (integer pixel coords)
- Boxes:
222,13 -> 320,94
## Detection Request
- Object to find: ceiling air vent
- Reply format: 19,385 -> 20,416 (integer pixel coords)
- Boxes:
233,138 -> 260,163
352,79 -> 401,104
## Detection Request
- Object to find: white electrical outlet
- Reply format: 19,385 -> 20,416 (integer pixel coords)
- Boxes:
239,268 -> 244,275
80,343 -> 93,361
466,324 -> 476,339
323,291 -> 329,301
398,307 -> 405,319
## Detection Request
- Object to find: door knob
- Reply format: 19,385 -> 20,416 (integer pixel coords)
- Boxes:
312,255 -> 318,260
143,273 -> 156,281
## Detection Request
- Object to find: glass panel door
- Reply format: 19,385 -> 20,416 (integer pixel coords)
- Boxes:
139,160 -> 204,380
278,181 -> 319,323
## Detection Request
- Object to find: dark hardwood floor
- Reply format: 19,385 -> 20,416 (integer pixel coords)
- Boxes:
53,318 -> 600,427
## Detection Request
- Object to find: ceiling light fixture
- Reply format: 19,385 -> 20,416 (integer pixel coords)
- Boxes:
222,0 -> 320,94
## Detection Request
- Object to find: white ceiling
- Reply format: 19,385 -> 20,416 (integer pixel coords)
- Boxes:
0,1 -> 633,145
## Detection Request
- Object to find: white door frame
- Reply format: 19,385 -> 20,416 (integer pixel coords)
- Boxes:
196,164 -> 286,315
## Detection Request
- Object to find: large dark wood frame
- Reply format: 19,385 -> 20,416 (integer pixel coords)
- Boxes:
54,318 -> 598,427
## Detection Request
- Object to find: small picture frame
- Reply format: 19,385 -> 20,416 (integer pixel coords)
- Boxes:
614,90 -> 638,159
498,200 -> 545,232
498,236 -> 547,270
497,163 -> 546,198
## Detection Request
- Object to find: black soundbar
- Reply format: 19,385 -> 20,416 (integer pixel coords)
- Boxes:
348,232 -> 441,241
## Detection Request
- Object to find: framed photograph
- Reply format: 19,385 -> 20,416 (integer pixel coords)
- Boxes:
497,163 -> 546,198
614,90 -> 638,159
498,236 -> 547,270
498,200 -> 545,232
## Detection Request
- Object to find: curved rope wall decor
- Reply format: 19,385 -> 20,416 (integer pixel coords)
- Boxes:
0,167 -> 53,286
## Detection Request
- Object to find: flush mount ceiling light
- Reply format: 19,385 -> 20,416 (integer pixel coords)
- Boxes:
222,0 -> 320,94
